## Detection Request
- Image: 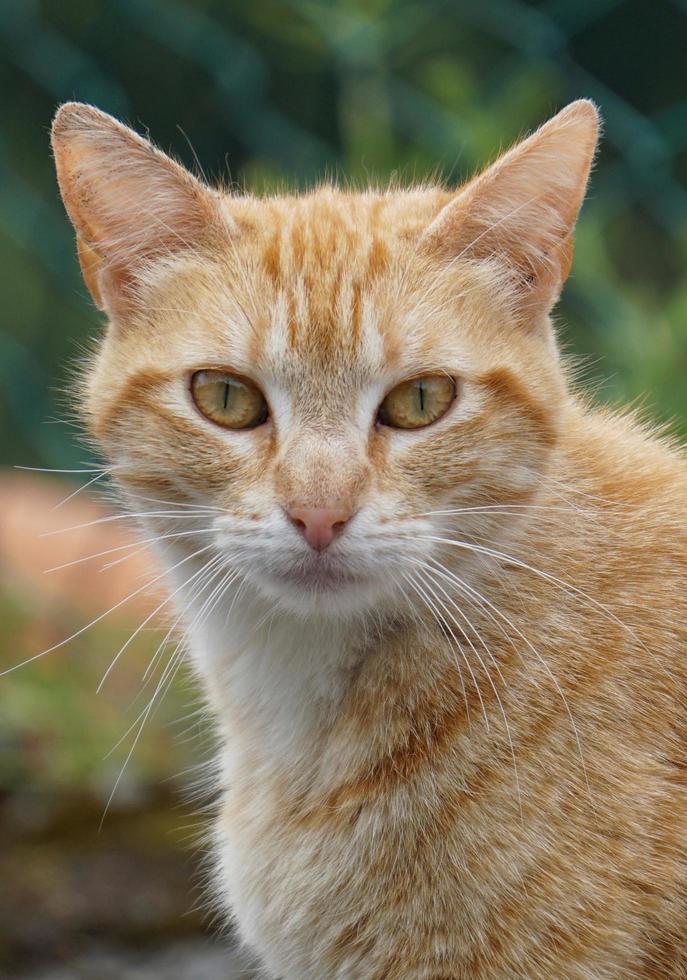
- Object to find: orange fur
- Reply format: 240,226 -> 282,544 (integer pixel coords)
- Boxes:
51,100 -> 687,978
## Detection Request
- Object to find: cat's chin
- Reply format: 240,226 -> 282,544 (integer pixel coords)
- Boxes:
254,563 -> 391,618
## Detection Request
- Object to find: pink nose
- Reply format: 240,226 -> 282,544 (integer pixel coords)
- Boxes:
287,505 -> 352,552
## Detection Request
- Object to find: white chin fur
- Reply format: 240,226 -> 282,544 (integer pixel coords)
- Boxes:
243,566 -> 398,619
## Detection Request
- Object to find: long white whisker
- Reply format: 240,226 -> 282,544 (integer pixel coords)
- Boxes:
140,614 -> 185,689
52,471 -> 110,510
41,510 -> 220,537
96,550 -> 223,691
198,565 -> 243,627
15,465 -> 109,474
110,558 -> 229,751
412,560 -> 522,822
141,552 -> 244,688
100,544 -> 153,572
107,637 -> 184,756
126,493 -> 226,513
111,561 -> 247,778
414,503 -> 575,518
100,643 -> 187,829
1,545 -> 213,677
44,528 -> 216,574
401,570 -> 474,730
535,471 -> 627,509
420,535 -> 641,645
222,568 -> 250,627
425,554 -> 593,805
402,569 -> 489,731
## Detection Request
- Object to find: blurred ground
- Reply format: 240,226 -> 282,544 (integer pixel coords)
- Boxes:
0,471 -> 247,976
15,940 -> 249,980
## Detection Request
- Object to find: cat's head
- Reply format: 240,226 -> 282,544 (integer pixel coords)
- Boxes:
52,101 -> 598,618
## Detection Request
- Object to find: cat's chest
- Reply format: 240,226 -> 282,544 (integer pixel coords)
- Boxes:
206,635 -> 462,977
209,632 -> 372,975
215,724 -> 414,980
214,710 -> 502,980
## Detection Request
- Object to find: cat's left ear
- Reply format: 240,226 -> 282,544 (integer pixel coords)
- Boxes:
421,100 -> 600,319
51,102 -> 233,314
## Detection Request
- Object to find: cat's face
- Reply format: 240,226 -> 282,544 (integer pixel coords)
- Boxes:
52,101 -> 598,618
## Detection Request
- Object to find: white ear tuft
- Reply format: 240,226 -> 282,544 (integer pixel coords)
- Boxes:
51,102 -> 231,312
422,99 -> 600,317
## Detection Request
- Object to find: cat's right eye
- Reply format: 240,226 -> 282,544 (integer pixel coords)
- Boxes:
191,370 -> 269,430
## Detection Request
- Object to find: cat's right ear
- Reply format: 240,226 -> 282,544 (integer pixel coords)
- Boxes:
51,102 -> 233,314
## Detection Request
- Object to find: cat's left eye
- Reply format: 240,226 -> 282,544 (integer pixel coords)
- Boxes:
378,374 -> 456,429
191,370 -> 268,430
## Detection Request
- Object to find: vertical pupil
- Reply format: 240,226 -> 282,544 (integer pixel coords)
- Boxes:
418,380 -> 425,413
222,382 -> 230,409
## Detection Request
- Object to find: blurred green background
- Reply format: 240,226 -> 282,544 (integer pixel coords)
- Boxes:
1,0 -> 686,976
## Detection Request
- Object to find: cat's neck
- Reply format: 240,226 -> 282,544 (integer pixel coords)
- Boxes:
187,590 -> 373,763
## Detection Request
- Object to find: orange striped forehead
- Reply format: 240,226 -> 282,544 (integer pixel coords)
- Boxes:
92,181 -> 565,431
222,188 -> 456,389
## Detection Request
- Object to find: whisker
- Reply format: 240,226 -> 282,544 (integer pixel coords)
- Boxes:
198,565 -> 243,627
393,565 -> 471,727
402,569 -> 489,732
41,510 -> 220,537
107,640 -> 182,756
126,493 -> 226,513
424,554 -> 593,806
420,535 -> 642,646
0,545 -> 214,677
96,551 -> 224,691
100,643 -> 187,830
409,561 -> 523,822
140,552 -> 244,689
414,503 -> 577,518
111,557 -> 228,750
222,569 -> 251,627
535,471 -> 629,509
52,471 -> 110,510
140,614 -> 185,689
14,465 -> 109,474
100,544 -> 153,572
44,528 -> 216,574
106,558 -> 248,801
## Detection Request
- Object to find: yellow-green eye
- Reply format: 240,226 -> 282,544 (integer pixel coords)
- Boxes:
378,375 -> 456,429
191,370 -> 268,429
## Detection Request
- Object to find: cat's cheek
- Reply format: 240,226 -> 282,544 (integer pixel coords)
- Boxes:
91,401 -> 272,510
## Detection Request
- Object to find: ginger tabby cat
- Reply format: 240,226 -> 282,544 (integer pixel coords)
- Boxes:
51,99 -> 687,978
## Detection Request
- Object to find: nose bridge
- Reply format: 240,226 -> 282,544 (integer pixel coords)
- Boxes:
275,428 -> 369,509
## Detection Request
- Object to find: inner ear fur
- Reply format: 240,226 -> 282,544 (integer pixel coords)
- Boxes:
51,102 -> 233,313
421,100 -> 600,317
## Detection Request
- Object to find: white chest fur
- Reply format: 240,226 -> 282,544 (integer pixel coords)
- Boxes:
186,594 -> 372,977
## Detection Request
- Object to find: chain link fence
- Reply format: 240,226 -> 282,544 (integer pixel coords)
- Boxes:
2,0 -> 686,468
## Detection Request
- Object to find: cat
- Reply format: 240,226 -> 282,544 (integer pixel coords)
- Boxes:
51,99 -> 687,978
